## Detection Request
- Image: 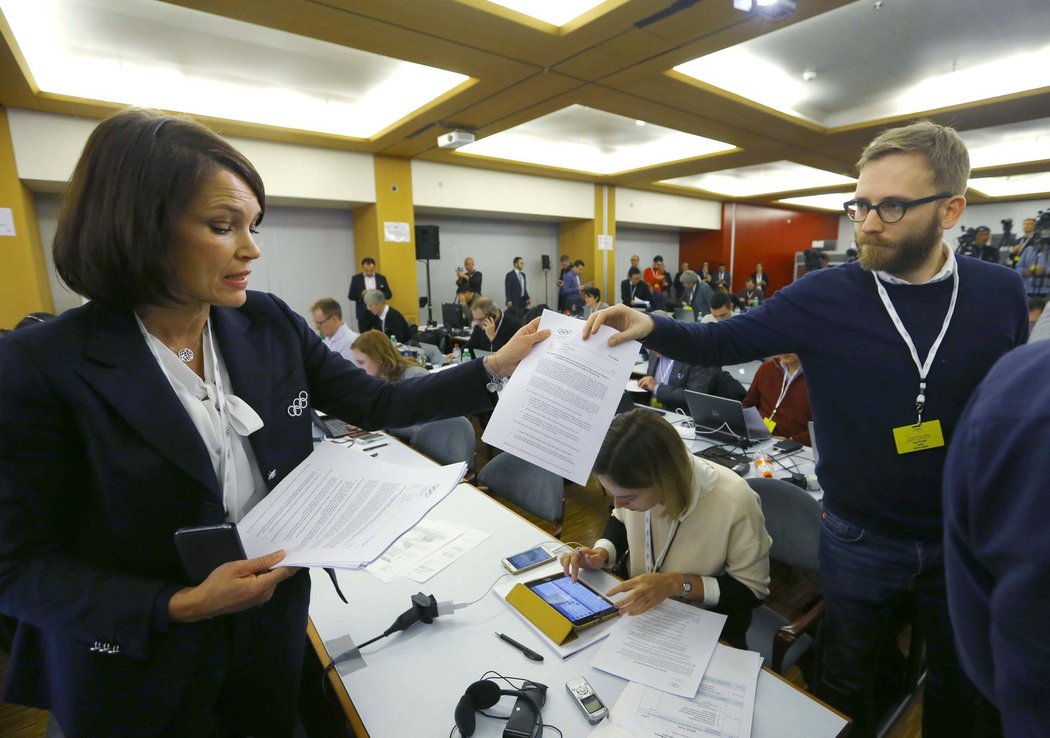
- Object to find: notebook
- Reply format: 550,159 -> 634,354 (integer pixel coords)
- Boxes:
684,390 -> 772,448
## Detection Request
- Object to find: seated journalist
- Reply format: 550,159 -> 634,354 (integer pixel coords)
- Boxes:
0,107 -> 548,738
561,409 -> 771,648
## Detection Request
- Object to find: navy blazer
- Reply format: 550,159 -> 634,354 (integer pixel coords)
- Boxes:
646,355 -> 745,412
0,292 -> 493,736
347,271 -> 392,325
360,304 -> 414,343
504,269 -> 530,313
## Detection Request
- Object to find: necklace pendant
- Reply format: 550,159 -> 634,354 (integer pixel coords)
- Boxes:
177,347 -> 195,363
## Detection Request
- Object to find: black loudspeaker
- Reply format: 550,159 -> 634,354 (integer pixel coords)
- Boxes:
541,254 -> 551,271
415,225 -> 440,260
454,679 -> 547,737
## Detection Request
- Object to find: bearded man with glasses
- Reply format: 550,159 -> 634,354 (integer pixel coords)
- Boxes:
582,120 -> 1027,738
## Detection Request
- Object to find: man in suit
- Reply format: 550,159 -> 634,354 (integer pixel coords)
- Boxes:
361,289 -> 413,343
679,269 -> 713,316
348,257 -> 392,333
504,256 -> 530,317
466,296 -> 523,353
455,256 -> 483,295
620,267 -> 652,306
713,262 -> 731,291
637,347 -> 745,413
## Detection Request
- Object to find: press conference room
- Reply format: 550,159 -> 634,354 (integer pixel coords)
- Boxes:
2,1 -> 1049,737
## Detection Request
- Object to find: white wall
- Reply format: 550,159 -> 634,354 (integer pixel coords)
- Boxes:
617,187 -> 721,230
33,192 -> 355,325
412,215 -> 560,319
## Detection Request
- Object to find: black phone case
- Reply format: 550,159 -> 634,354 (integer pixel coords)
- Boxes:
173,524 -> 247,584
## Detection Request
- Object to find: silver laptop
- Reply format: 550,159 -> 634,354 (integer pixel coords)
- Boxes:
673,307 -> 696,322
684,390 -> 771,448
419,342 -> 447,366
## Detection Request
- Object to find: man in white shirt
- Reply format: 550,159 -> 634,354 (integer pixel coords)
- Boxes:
700,292 -> 735,323
310,297 -> 358,361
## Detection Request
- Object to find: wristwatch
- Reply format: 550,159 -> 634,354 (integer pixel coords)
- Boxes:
681,575 -> 692,597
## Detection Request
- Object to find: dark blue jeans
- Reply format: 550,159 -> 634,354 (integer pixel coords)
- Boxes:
815,509 -> 979,738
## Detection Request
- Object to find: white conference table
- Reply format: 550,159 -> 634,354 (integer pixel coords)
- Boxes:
307,438 -> 845,738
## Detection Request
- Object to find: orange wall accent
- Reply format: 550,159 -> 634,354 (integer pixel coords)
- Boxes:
681,203 -> 839,295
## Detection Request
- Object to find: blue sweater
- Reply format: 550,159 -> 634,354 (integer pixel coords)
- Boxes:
645,256 -> 1027,540
943,340 -> 1050,737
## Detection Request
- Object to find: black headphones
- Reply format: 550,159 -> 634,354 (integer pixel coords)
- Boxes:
454,678 -> 547,737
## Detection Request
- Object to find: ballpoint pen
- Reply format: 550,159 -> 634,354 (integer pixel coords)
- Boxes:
495,632 -> 544,662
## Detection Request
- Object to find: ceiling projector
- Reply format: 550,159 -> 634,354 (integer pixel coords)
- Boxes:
437,130 -> 475,149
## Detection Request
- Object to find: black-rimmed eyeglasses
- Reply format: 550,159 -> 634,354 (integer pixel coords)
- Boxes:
843,192 -> 951,224
313,315 -> 336,327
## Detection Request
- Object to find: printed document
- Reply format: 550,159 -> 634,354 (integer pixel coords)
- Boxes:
238,441 -> 466,569
590,598 -> 726,698
590,645 -> 762,738
482,310 -> 639,484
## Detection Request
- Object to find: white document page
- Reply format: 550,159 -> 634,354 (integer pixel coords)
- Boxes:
482,310 -> 640,485
592,645 -> 762,738
590,598 -> 727,698
238,442 -> 466,569
406,527 -> 490,582
364,518 -> 466,583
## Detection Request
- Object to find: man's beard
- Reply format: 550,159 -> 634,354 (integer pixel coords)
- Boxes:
857,214 -> 942,276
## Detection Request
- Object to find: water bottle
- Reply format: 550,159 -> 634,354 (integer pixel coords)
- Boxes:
754,453 -> 774,478
452,347 -> 462,364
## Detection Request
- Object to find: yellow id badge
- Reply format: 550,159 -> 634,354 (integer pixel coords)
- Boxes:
892,420 -> 945,454
763,417 -> 777,433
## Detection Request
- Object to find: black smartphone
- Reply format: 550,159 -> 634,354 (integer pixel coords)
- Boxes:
173,523 -> 247,584
774,439 -> 804,453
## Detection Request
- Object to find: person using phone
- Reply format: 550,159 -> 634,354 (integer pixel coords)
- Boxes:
455,256 -> 483,295
0,108 -> 550,738
466,297 -> 522,354
560,409 -> 771,648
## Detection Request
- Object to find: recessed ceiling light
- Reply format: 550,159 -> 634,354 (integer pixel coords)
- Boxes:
457,105 -> 734,175
969,173 -> 1050,198
481,0 -> 607,26
960,118 -> 1050,169
661,161 -> 854,197
778,193 -> 854,212
0,0 -> 468,139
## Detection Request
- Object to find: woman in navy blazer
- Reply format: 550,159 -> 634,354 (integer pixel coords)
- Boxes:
0,108 -> 546,737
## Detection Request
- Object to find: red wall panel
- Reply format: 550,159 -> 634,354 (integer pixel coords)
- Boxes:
680,204 -> 839,295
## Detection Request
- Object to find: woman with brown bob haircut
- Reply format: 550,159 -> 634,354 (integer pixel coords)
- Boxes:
0,107 -> 547,737
561,409 -> 772,648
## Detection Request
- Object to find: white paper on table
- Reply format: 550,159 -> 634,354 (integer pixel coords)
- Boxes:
590,598 -> 726,698
238,442 -> 466,569
597,645 -> 762,738
493,561 -> 622,659
625,378 -> 644,393
405,526 -> 490,582
364,518 -> 466,583
482,310 -> 640,485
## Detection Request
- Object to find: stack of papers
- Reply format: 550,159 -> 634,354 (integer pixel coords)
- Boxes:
591,645 -> 763,738
238,442 -> 467,569
365,518 -> 489,583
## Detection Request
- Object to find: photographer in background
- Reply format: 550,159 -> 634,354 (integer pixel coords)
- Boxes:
1015,213 -> 1048,299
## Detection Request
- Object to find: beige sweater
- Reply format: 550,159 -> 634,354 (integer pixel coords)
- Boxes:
598,456 -> 772,601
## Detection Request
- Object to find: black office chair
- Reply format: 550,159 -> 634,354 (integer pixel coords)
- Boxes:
745,477 -> 824,675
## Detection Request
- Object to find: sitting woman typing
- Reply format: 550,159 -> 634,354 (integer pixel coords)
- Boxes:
561,409 -> 771,648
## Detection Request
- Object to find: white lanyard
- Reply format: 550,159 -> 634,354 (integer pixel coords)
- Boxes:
770,363 -> 801,420
644,511 -> 681,574
872,268 -> 959,426
137,315 -> 236,512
